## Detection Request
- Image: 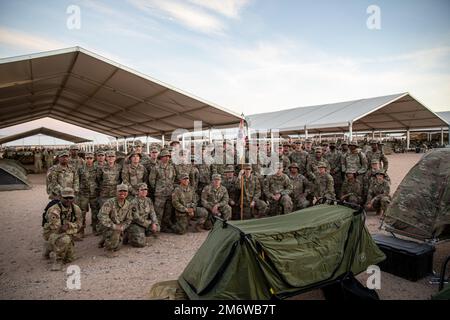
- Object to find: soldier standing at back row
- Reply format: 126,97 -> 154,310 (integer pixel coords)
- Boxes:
77,152 -> 98,238
222,165 -> 240,219
325,142 -> 342,198
68,145 -> 85,173
365,140 -> 389,172
34,148 -> 43,173
121,151 -> 148,200
342,141 -> 368,186
47,150 -> 79,201
97,150 -> 122,209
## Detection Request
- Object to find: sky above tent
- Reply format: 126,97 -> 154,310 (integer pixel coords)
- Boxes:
0,0 -> 449,141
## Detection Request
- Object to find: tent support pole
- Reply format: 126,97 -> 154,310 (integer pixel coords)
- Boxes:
348,122 -> 353,141
124,138 -> 127,154
161,134 -> 165,148
116,138 -> 119,152
441,128 -> 444,146
270,130 -> 274,151
146,135 -> 149,154
372,130 -> 375,140
319,132 -> 322,143
406,129 -> 410,150
304,126 -> 308,139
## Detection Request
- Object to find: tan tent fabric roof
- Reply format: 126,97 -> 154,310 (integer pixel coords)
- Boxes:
0,127 -> 91,145
0,47 -> 242,138
247,93 -> 448,134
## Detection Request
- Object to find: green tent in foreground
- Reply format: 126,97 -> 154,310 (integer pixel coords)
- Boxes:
178,204 -> 385,300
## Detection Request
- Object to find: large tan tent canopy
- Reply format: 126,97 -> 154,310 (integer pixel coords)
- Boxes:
0,127 -> 91,145
247,93 -> 448,135
0,47 -> 242,139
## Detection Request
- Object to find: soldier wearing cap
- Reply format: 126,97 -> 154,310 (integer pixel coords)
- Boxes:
288,162 -> 311,210
342,140 -> 368,187
148,148 -> 176,232
277,144 -> 291,173
196,147 -> 213,197
95,150 -> 106,169
321,142 -> 330,154
34,148 -> 43,173
289,142 -> 309,176
365,140 -> 389,172
146,146 -> 159,173
313,161 -> 335,201
235,164 -> 268,219
264,162 -> 293,215
124,140 -> 152,168
303,139 -> 314,155
125,183 -> 159,247
97,183 -> 133,257
172,174 -> 208,234
366,170 -> 391,215
341,169 -> 363,205
306,147 -> 331,182
69,145 -> 85,173
201,174 -> 232,225
77,151 -> 99,237
282,142 -> 291,158
222,165 -> 240,218
42,187 -> 82,271
96,150 -> 123,209
363,158 -> 391,202
121,151 -> 148,199
173,149 -> 198,190
47,150 -> 79,201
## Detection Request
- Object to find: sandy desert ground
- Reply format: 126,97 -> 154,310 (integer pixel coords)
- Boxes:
0,152 -> 448,300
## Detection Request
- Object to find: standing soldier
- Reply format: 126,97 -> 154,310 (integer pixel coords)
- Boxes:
45,149 -> 55,169
288,163 -> 310,210
47,150 -> 79,200
222,165 -> 240,219
365,140 -> 389,172
306,147 -> 331,183
325,142 -> 342,198
196,148 -> 212,197
77,152 -> 98,238
264,163 -> 293,215
340,169 -> 363,205
289,141 -> 309,175
172,174 -> 208,234
342,140 -> 368,186
366,171 -> 391,216
95,150 -> 106,169
201,174 -> 232,224
97,150 -> 122,209
148,149 -> 176,232
125,183 -> 159,247
235,164 -> 268,219
121,151 -> 148,199
278,144 -> 291,173
303,139 -> 314,156
34,148 -> 43,173
314,162 -> 335,201
173,150 -> 196,189
42,187 -> 82,271
68,145 -> 84,172
127,140 -> 152,168
97,184 -> 133,257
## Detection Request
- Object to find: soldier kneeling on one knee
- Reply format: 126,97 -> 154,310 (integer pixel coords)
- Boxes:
42,187 -> 82,271
124,183 -> 160,247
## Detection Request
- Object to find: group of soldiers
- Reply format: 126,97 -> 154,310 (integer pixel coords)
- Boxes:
42,138 -> 392,271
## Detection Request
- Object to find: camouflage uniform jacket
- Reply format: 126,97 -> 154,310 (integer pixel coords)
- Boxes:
144,158 -> 158,175
121,163 -> 148,196
367,180 -> 390,203
201,185 -> 229,210
197,163 -> 212,185
172,185 -> 198,213
289,150 -> 309,174
306,157 -> 331,181
97,163 -> 122,198
288,173 -> 310,198
325,150 -> 342,175
365,150 -> 389,171
341,179 -> 363,199
130,197 -> 158,228
43,202 -> 82,240
69,156 -> 85,172
315,172 -> 335,199
175,164 -> 197,188
342,152 -> 368,175
264,174 -> 293,198
78,164 -> 98,197
47,164 -> 79,199
223,175 -> 239,205
364,169 -> 391,190
98,198 -> 132,230
148,162 -> 176,197
235,174 -> 262,204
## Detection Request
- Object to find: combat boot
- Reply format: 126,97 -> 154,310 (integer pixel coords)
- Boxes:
49,252 -> 63,271
42,243 -> 51,259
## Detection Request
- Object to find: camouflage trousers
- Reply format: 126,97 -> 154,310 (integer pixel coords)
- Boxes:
172,208 -> 208,235
154,194 -> 174,232
331,173 -> 342,199
371,195 -> 391,212
236,200 -> 268,220
124,224 -> 147,247
78,195 -> 99,234
207,204 -> 232,220
267,195 -> 293,216
35,160 -> 43,173
292,195 -> 310,212
100,229 -> 123,251
46,233 -> 75,263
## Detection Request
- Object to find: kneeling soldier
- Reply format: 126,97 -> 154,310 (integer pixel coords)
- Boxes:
202,174 -> 232,224
42,187 -> 82,271
172,174 -> 208,234
263,163 -> 293,215
366,170 -> 391,216
125,183 -> 159,247
98,184 -> 133,257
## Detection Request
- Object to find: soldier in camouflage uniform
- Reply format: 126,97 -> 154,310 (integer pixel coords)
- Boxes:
325,142 -> 343,198
363,159 -> 391,203
264,163 -> 293,215
173,150 -> 197,189
43,187 -> 82,271
34,148 -> 43,173
121,151 -> 148,199
172,174 -> 208,235
340,169 -> 363,205
202,174 -> 232,224
222,165 -> 240,219
303,139 -> 314,156
306,147 -> 331,183
277,145 -> 291,173
196,149 -> 212,198
47,150 -> 79,201
365,140 -> 389,172
235,164 -> 268,219
289,141 -> 309,175
342,140 -> 368,187
77,152 -> 99,238
68,145 -> 85,173
124,183 -> 159,247
95,150 -> 106,169
148,149 -> 176,232
97,150 -> 122,209
97,184 -> 133,257
288,162 -> 310,210
339,140 -> 350,173
366,170 -> 391,215
45,149 -> 55,169
314,162 -> 336,201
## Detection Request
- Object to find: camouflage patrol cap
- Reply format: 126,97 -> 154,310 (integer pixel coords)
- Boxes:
179,173 -> 189,180
321,142 -> 329,146
346,169 -> 357,175
242,163 -> 252,170
85,152 -> 94,158
294,141 -> 302,145
374,170 -> 386,176
349,140 -> 358,147
96,150 -> 106,156
106,150 -> 116,157
212,174 -> 222,180
150,147 -> 159,153
58,150 -> 69,157
158,149 -> 171,158
169,141 -> 180,146
137,183 -> 148,190
341,140 -> 349,145
224,165 -> 235,172
69,145 -> 79,150
282,142 -> 290,147
129,150 -> 141,158
317,161 -> 327,168
305,139 -> 312,144
371,158 -> 380,164
117,183 -> 128,191
288,162 -> 299,169
329,141 -> 336,146
314,147 -> 323,152
134,140 -> 143,147
369,140 -> 378,144
61,187 -> 75,198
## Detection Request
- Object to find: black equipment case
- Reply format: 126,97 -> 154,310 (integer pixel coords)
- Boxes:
372,234 -> 435,281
